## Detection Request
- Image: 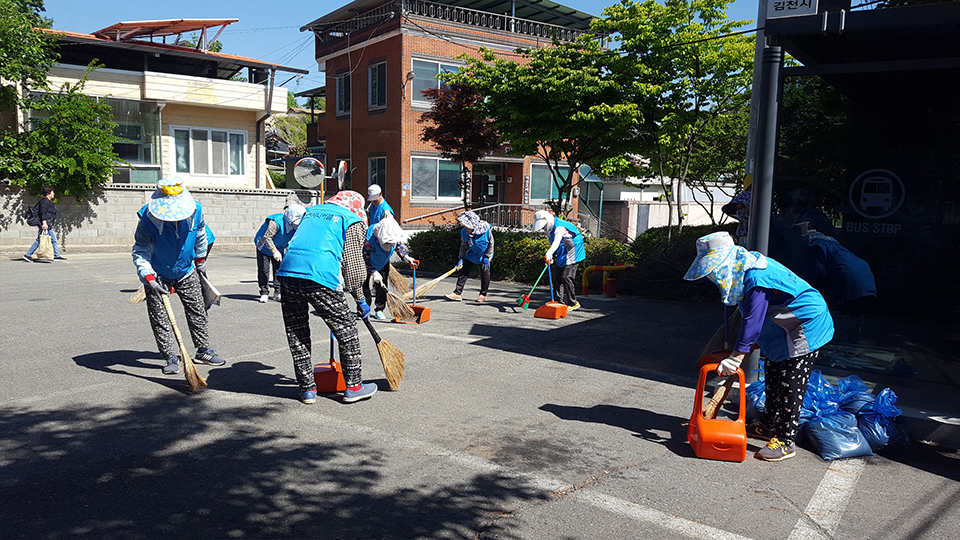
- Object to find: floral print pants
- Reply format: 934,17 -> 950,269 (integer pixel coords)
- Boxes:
764,350 -> 818,443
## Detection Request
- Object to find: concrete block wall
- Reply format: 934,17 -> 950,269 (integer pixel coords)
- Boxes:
1,183 -> 319,255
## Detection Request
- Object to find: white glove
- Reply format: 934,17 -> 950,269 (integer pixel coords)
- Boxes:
372,271 -> 384,285
272,251 -> 282,263
717,356 -> 742,377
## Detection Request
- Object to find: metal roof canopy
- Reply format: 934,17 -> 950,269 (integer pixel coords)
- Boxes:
301,0 -> 596,32
766,3 -> 960,75
92,19 -> 239,52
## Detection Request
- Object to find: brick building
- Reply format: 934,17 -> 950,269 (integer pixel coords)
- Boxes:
299,0 -> 596,228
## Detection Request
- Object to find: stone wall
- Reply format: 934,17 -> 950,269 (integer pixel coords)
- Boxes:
0,182 -> 322,255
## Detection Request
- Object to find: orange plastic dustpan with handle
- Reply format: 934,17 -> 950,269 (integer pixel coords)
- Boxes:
687,363 -> 747,462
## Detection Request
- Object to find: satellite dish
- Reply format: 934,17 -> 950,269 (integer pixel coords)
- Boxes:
335,160 -> 348,190
293,157 -> 325,189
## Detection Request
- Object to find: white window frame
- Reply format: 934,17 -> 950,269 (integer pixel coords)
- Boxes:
410,156 -> 462,202
369,62 -> 386,110
170,125 -> 248,179
529,164 -> 566,204
337,72 -> 351,114
411,59 -> 460,103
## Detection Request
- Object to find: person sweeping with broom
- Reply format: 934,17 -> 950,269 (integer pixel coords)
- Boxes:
445,211 -> 494,302
133,178 -> 227,376
532,210 -> 585,311
276,190 -> 378,404
363,215 -> 417,319
684,231 -> 834,462
254,204 -> 307,303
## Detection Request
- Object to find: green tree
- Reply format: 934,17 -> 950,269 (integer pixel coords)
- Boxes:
450,36 -> 644,216
419,81 -> 501,209
10,66 -> 120,201
0,0 -> 57,110
594,0 -> 754,238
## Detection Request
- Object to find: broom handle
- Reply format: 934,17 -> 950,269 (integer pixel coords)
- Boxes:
528,264 -> 548,296
161,294 -> 191,361
362,317 -> 381,345
413,267 -> 417,299
547,262 -> 555,302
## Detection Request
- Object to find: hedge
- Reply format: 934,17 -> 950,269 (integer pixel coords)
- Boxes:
404,223 -> 738,302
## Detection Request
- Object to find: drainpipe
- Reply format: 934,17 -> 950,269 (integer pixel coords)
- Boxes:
256,68 -> 277,189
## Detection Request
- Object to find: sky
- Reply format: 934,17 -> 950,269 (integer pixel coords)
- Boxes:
42,0 -> 760,100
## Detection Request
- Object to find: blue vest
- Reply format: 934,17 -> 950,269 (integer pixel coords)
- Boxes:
551,218 -> 585,267
742,259 -> 835,362
461,228 -> 492,263
277,204 -> 363,290
366,226 -> 392,270
254,213 -> 295,254
136,202 -> 202,281
368,200 -> 393,226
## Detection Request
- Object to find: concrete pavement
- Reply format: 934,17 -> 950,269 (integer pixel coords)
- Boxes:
1,252 -> 957,539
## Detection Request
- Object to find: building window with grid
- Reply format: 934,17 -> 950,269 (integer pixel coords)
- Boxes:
369,156 -> 386,191
337,73 -> 351,114
411,157 -> 461,201
411,59 -> 459,102
369,62 -> 386,110
172,126 -> 247,178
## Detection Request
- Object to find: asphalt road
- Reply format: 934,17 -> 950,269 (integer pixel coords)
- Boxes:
1,252 -> 957,539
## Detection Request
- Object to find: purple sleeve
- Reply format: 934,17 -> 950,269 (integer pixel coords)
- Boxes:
736,288 -> 771,353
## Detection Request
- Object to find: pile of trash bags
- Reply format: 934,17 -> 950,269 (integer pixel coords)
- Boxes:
746,369 -> 909,460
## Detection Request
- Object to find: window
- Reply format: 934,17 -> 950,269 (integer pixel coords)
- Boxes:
530,164 -> 567,202
369,62 -> 386,110
369,156 -> 386,191
337,73 -> 351,114
411,157 -> 461,200
411,59 -> 459,102
172,126 -> 247,177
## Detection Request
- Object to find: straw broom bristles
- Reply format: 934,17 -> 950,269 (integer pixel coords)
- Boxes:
362,318 -> 405,389
128,284 -> 146,304
400,267 -> 457,300
386,291 -> 417,321
388,264 -> 412,296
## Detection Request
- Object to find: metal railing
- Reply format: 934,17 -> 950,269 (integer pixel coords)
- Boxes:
314,0 -> 588,45
403,203 -> 548,229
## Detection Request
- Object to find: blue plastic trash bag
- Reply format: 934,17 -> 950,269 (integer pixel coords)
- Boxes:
858,388 -> 908,451
803,410 -> 874,461
746,378 -> 766,419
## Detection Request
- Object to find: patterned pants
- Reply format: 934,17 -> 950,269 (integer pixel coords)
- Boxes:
281,277 -> 363,392
764,350 -> 818,443
145,270 -> 209,359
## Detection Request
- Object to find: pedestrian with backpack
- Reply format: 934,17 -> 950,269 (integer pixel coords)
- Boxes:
23,186 -> 66,261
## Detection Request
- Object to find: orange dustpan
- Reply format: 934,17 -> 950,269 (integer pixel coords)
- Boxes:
534,262 -> 567,319
687,363 -> 746,462
396,265 -> 430,324
314,333 -> 346,393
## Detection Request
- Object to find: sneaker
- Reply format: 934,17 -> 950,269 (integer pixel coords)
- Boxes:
568,302 -> 581,311
477,295 -> 487,302
195,347 -> 226,366
162,356 -> 181,375
54,256 -> 67,260
746,419 -> 773,441
756,438 -> 796,462
343,382 -> 377,403
374,310 -> 386,320
445,293 -> 463,301
258,294 -> 269,303
300,390 -> 317,404
22,255 -> 32,262
272,291 -> 281,302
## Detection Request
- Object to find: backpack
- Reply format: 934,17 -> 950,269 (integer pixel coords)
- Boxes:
25,201 -> 41,227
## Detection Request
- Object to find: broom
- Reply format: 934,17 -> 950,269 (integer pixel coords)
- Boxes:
516,264 -> 549,310
160,294 -> 207,391
362,318 -> 405,389
388,264 -> 412,297
401,266 -> 457,300
386,290 -> 417,321
128,284 -> 146,304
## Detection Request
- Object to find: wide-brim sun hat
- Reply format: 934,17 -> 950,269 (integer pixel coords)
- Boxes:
457,211 -> 481,230
532,210 -> 554,232
367,184 -> 382,201
327,190 -> 369,226
283,204 -> 307,228
684,231 -> 736,281
148,177 -> 196,222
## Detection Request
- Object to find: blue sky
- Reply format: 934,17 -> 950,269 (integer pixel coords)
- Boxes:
43,0 -> 759,98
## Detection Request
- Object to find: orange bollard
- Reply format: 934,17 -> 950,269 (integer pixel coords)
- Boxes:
687,363 -> 747,462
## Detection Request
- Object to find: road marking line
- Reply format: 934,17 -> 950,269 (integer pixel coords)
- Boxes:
788,458 -> 866,539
